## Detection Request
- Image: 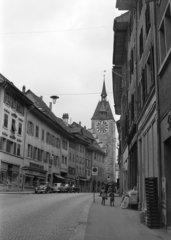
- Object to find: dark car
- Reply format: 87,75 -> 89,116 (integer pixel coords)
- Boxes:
71,186 -> 80,193
35,182 -> 52,194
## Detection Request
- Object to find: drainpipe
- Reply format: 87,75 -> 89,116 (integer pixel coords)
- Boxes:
153,2 -> 162,227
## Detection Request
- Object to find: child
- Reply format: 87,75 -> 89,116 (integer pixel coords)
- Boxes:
109,191 -> 115,206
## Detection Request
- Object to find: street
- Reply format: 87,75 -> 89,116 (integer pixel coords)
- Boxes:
0,193 -> 92,240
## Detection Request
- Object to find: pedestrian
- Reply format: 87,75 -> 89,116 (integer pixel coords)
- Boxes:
101,187 -> 106,205
109,191 -> 115,206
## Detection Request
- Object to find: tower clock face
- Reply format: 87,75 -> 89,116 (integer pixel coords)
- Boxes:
96,120 -> 108,133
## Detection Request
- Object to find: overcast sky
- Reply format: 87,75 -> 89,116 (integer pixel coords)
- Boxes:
0,0 -> 123,129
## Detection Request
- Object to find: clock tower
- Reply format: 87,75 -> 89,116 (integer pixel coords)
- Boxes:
91,80 -> 116,182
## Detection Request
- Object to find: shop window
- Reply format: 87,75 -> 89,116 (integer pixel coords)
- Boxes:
11,119 -> 16,134
27,121 -> 34,136
42,129 -> 44,141
35,126 -> 39,138
18,122 -> 22,135
17,144 -> 21,156
3,114 -> 8,128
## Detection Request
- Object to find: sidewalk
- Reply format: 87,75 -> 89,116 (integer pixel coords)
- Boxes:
84,194 -> 171,240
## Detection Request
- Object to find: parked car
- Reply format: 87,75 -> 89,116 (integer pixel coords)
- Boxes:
64,184 -> 72,193
35,182 -> 52,194
71,186 -> 80,193
51,183 -> 65,193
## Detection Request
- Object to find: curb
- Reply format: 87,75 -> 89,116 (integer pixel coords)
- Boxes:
0,191 -> 35,194
69,198 -> 92,240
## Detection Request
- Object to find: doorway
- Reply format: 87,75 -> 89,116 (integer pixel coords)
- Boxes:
164,137 -> 171,228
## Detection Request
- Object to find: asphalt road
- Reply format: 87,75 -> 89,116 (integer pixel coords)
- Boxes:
0,192 -> 92,240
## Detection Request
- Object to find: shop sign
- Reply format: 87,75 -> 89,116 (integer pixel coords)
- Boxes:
29,162 -> 44,170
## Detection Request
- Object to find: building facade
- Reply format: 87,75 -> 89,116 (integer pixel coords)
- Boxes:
113,0 -> 171,231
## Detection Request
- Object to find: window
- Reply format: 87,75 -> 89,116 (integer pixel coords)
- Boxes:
4,92 -> 11,106
159,3 -> 171,65
11,119 -> 16,133
145,3 -> 151,36
62,140 -> 67,150
139,0 -> 143,16
17,101 -> 24,115
37,149 -> 41,161
46,152 -> 50,163
35,126 -> 39,138
18,122 -> 22,135
41,150 -> 44,162
146,47 -> 155,92
28,144 -> 33,158
3,114 -> 8,128
65,157 -> 67,165
62,155 -> 64,164
33,147 -> 37,160
27,121 -> 34,136
12,98 -> 17,110
42,129 -> 44,141
73,154 -> 75,162
139,28 -> 143,58
52,136 -> 55,146
17,144 -> 21,156
56,156 -> 59,166
130,49 -> 134,78
6,139 -> 11,153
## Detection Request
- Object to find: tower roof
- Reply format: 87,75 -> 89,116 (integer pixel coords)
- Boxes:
101,80 -> 107,100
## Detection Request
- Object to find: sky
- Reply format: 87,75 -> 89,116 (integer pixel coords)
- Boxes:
0,0 -> 123,130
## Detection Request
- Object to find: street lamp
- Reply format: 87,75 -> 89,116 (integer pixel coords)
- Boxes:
50,95 -> 59,104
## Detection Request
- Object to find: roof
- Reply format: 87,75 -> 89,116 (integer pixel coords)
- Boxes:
25,90 -> 73,137
113,12 -> 130,66
116,0 -> 136,11
91,100 -> 114,120
0,74 -> 33,105
101,81 -> 107,99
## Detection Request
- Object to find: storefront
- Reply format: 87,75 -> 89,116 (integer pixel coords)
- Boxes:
160,110 -> 171,230
22,162 -> 47,189
0,161 -> 20,186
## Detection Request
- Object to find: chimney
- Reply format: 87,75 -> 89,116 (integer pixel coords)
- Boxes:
84,126 -> 86,129
79,122 -> 81,126
22,85 -> 26,93
49,102 -> 52,111
62,113 -> 69,126
40,96 -> 43,100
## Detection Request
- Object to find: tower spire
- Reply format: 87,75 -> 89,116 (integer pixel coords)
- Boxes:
101,71 -> 107,100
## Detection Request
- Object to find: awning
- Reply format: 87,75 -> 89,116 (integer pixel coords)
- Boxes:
54,174 -> 65,179
78,177 -> 87,181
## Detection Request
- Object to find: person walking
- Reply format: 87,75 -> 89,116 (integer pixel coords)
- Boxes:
101,187 -> 106,205
109,190 -> 115,206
